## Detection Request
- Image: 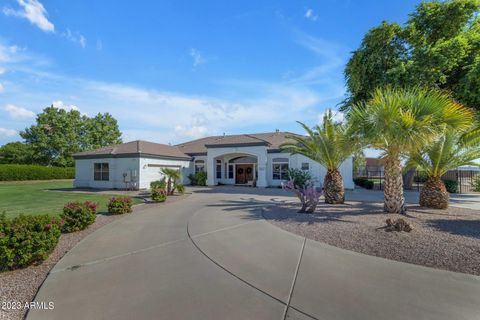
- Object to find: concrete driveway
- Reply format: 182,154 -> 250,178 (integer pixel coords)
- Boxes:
28,187 -> 480,320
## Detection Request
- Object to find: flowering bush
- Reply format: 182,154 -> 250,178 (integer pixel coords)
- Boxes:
108,197 -> 133,214
0,213 -> 61,271
152,188 -> 167,202
282,179 -> 322,213
60,201 -> 97,233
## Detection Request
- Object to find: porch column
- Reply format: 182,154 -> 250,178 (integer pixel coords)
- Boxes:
206,152 -> 216,186
256,149 -> 268,187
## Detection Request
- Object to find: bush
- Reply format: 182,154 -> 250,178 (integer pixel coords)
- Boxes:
353,177 -> 374,189
150,179 -> 166,190
443,179 -> 458,193
151,188 -> 167,202
0,213 -> 61,271
188,171 -> 207,186
473,175 -> 480,192
0,164 -> 74,181
176,184 -> 186,194
286,168 -> 312,188
108,197 -> 133,214
60,201 -> 97,233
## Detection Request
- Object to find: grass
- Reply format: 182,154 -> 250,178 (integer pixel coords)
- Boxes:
0,180 -> 143,218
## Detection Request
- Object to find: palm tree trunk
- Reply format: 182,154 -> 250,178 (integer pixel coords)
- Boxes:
420,176 -> 449,209
383,156 -> 406,214
323,169 -> 345,204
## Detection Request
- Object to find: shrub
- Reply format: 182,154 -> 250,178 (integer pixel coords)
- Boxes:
188,171 -> 207,186
286,168 -> 312,188
0,213 -> 61,271
473,175 -> 480,192
363,180 -> 374,189
176,184 -> 186,194
443,179 -> 458,193
151,188 -> 167,202
0,164 -> 74,181
150,178 -> 166,190
108,197 -> 133,214
60,201 -> 97,233
385,218 -> 412,232
354,177 -> 374,189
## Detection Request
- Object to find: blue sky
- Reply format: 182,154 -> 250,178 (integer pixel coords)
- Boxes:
0,0 -> 421,148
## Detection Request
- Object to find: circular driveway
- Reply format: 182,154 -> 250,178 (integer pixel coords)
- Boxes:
28,187 -> 480,320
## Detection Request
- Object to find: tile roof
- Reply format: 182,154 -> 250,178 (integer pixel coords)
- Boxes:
176,131 -> 299,155
73,132 -> 301,160
73,140 -> 191,160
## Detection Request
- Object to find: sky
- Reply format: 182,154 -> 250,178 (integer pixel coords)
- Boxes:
0,0 -> 422,150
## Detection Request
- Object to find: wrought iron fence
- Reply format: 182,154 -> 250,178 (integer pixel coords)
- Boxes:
355,169 -> 480,194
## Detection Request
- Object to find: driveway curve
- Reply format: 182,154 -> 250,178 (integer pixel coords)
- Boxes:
28,188 -> 480,320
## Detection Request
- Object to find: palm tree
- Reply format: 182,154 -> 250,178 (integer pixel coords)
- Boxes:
281,110 -> 361,204
407,125 -> 480,209
349,87 -> 473,214
160,168 -> 181,195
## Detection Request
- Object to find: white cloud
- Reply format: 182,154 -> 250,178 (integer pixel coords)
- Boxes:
174,125 -> 208,139
0,44 -> 20,63
304,8 -> 318,21
0,83 -> 4,93
61,29 -> 87,48
189,48 -> 206,68
51,100 -> 79,112
0,127 -> 17,137
0,67 -> 6,75
3,0 -> 54,32
3,104 -> 35,119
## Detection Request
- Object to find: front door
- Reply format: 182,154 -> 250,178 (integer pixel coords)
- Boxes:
236,165 -> 253,184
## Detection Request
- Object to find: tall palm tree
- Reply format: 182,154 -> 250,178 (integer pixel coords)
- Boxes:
407,125 -> 480,209
349,87 -> 473,214
281,110 -> 361,204
160,168 -> 181,195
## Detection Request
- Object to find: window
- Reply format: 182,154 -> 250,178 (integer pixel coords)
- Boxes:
94,163 -> 109,181
195,160 -> 205,173
216,160 -> 222,179
301,162 -> 309,171
272,158 -> 289,180
228,164 -> 234,179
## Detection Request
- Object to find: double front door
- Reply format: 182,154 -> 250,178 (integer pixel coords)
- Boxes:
235,164 -> 254,184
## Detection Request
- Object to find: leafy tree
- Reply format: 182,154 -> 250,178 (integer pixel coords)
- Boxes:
349,87 -> 473,214
20,106 -> 122,167
344,0 -> 480,112
0,142 -> 34,164
281,110 -> 362,204
406,124 -> 480,208
84,113 -> 122,150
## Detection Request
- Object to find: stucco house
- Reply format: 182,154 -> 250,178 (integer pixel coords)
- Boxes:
73,131 -> 354,189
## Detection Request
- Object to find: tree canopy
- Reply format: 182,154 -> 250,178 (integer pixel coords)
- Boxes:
19,106 -> 122,167
343,0 -> 480,112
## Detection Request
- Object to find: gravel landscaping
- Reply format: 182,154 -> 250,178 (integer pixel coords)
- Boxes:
262,201 -> 480,276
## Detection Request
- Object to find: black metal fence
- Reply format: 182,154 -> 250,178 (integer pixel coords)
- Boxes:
355,169 -> 480,193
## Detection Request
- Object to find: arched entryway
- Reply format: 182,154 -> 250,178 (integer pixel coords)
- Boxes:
213,154 -> 258,186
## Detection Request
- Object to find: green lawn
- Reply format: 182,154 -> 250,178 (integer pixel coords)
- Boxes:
0,180 -> 143,218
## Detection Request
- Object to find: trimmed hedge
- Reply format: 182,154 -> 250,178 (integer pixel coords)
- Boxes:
188,172 -> 207,186
353,177 -> 374,189
0,164 -> 75,181
0,213 -> 61,271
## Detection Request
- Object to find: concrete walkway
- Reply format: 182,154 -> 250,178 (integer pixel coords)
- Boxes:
28,188 -> 480,320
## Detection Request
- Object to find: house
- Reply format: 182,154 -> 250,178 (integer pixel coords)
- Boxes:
73,131 -> 354,189
365,157 -> 385,173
